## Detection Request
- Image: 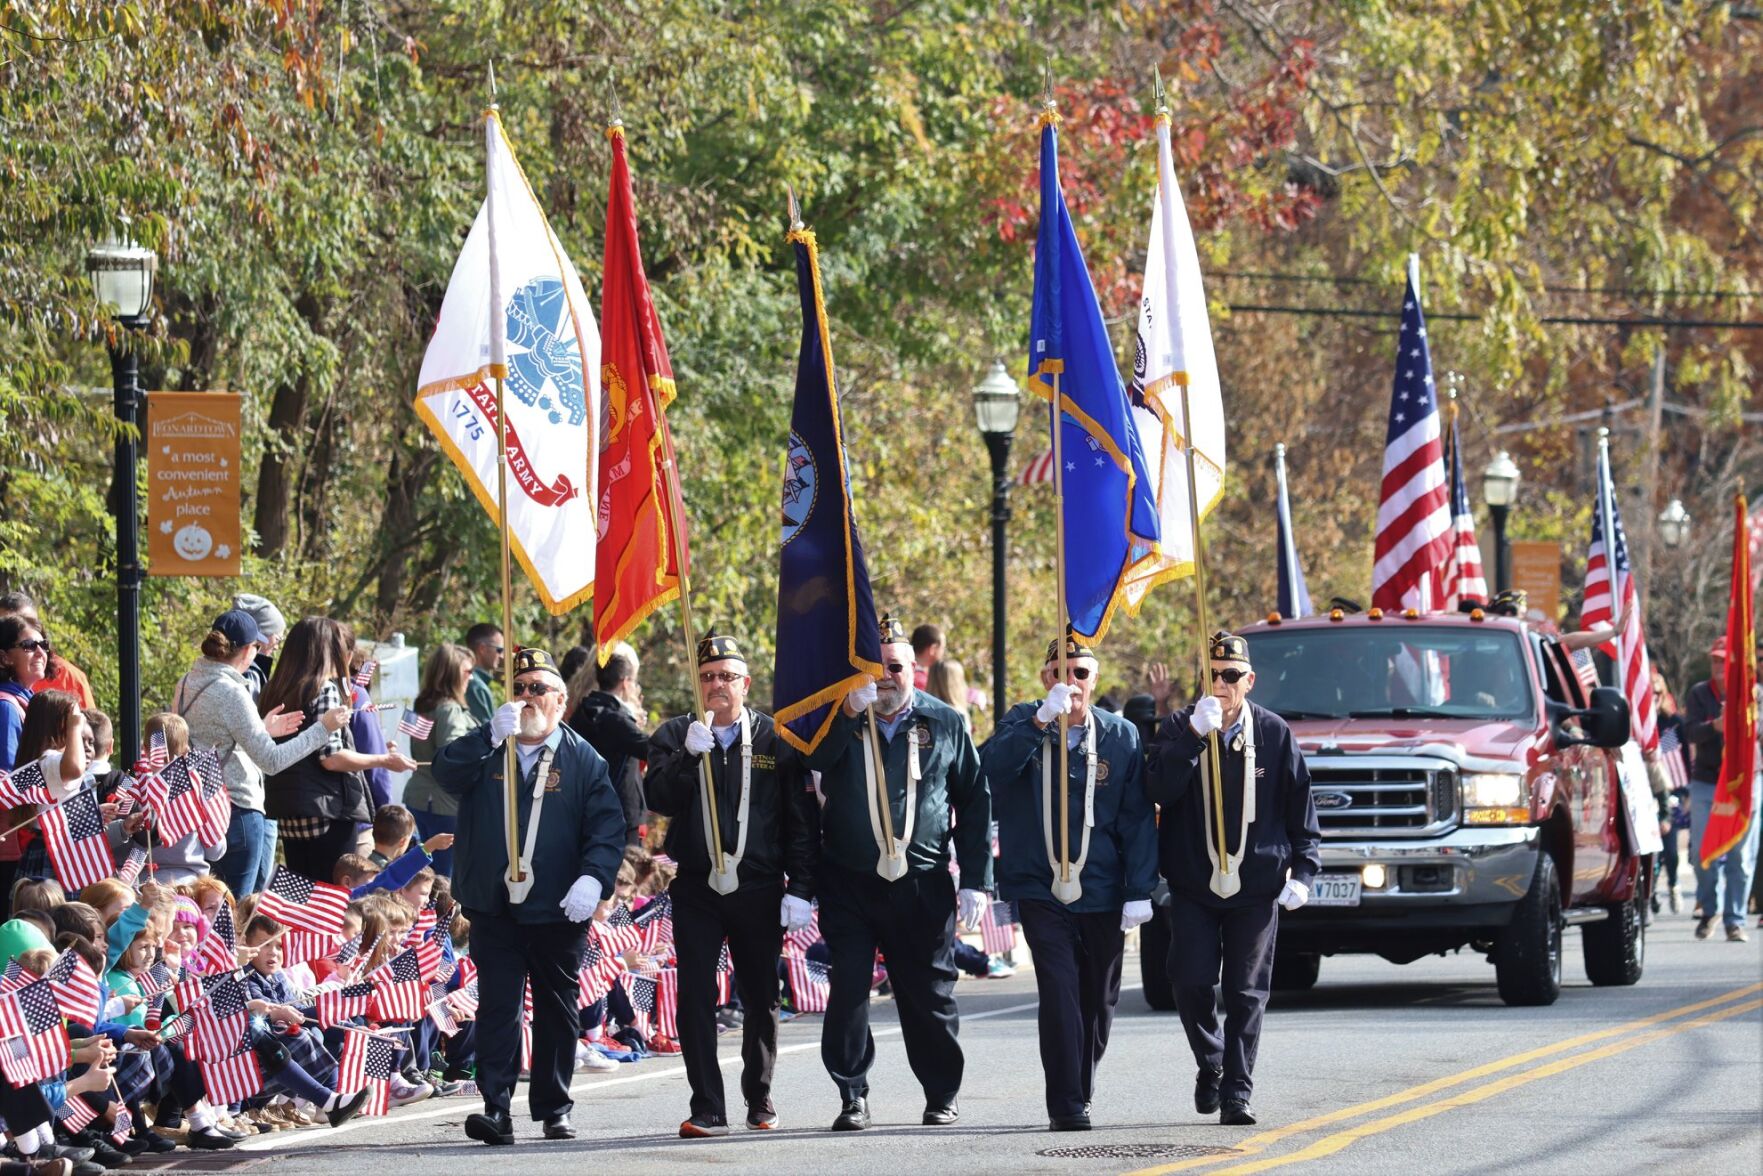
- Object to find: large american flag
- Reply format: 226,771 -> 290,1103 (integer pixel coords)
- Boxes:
1442,413 -> 1488,610
339,1029 -> 398,1117
1371,261 -> 1453,613
1582,445 -> 1658,753
257,866 -> 350,936
42,789 -> 118,891
0,979 -> 72,1084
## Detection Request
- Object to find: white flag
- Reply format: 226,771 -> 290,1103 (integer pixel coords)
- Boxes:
1122,109 -> 1227,608
415,110 -> 601,613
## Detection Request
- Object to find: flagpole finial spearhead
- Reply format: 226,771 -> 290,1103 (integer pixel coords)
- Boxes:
487,61 -> 498,110
1274,441 -> 1286,461
1042,54 -> 1056,112
786,183 -> 804,232
607,71 -> 624,132
1153,64 -> 1169,116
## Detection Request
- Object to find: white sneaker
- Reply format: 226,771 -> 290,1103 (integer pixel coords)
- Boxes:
578,1047 -> 618,1073
388,1078 -> 434,1108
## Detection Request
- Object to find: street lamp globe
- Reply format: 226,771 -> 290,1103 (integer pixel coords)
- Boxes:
86,230 -> 158,324
1482,450 -> 1521,509
971,360 -> 1021,437
1657,498 -> 1690,549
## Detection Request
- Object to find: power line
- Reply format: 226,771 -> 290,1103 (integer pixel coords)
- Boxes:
1223,302 -> 1763,330
1208,270 -> 1759,301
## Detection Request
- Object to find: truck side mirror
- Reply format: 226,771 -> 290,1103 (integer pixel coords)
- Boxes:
1554,687 -> 1631,750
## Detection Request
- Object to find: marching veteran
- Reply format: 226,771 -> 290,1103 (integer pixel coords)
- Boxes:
981,633 -> 1158,1132
434,646 -> 628,1146
1146,630 -> 1320,1127
645,633 -> 820,1138
804,615 -> 993,1133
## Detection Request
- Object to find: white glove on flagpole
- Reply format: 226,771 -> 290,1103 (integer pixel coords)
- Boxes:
847,678 -> 878,714
1278,879 -> 1310,911
1036,683 -> 1077,726
957,888 -> 989,933
1189,695 -> 1224,738
780,894 -> 814,933
489,701 -> 524,747
561,875 -> 604,922
1119,899 -> 1154,932
683,720 -> 716,756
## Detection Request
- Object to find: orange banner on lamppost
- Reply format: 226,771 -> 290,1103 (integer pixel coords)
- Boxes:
146,391 -> 242,577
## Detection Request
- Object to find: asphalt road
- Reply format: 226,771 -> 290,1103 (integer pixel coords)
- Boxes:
241,910 -> 1762,1176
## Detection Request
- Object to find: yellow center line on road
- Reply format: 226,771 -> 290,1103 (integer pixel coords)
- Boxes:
1186,998 -> 1763,1176
1126,981 -> 1763,1176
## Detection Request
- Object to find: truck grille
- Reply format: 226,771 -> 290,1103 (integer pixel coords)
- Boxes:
1306,760 -> 1457,837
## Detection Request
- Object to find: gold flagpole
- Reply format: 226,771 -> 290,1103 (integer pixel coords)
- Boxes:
1042,67 -> 1071,886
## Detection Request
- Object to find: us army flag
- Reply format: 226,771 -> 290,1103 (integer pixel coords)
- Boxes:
1122,102 -> 1227,608
415,108 -> 601,613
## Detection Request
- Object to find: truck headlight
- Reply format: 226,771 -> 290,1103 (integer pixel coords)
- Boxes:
1462,771 -> 1528,824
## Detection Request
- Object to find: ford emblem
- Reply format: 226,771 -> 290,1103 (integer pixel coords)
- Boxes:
1312,790 -> 1354,810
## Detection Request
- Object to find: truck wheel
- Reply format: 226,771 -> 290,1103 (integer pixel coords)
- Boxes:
1582,893 -> 1645,987
1495,852 -> 1562,1007
1139,904 -> 1177,1011
1271,950 -> 1321,991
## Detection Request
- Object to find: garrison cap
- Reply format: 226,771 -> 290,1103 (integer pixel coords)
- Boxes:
1044,632 -> 1096,664
511,646 -> 563,680
1489,589 -> 1528,617
696,633 -> 747,666
1209,630 -> 1251,665
879,614 -> 909,645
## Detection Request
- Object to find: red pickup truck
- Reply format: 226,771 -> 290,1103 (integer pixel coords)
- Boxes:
1141,609 -> 1643,1007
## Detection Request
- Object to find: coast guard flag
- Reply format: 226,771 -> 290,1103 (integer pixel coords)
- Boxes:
1028,107 -> 1161,642
1274,444 -> 1311,618
415,108 -> 601,613
771,219 -> 883,754
1125,98 -> 1225,608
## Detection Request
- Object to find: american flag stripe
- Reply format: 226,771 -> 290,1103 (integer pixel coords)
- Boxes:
398,709 -> 435,740
194,902 -> 237,974
1659,726 -> 1690,793
655,968 -> 679,1039
198,1034 -> 263,1105
46,948 -> 102,1027
1018,448 -> 1055,487
257,866 -> 350,936
353,659 -> 378,687
1443,415 -> 1488,609
1371,262 -> 1452,613
1582,446 -> 1658,754
980,899 -> 1019,954
0,759 -> 52,808
0,980 -> 72,1084
786,954 -> 831,1013
42,789 -> 119,891
58,1093 -> 100,1131
281,929 -> 343,966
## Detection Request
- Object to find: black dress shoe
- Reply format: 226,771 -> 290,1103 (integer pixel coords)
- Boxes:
47,1146 -> 94,1165
1049,1112 -> 1092,1131
542,1114 -> 575,1141
139,1133 -> 178,1155
185,1128 -> 237,1151
830,1098 -> 869,1131
922,1100 -> 959,1126
70,1133 -> 129,1168
1195,1067 -> 1224,1114
464,1110 -> 516,1146
1220,1099 -> 1256,1126
329,1087 -> 373,1129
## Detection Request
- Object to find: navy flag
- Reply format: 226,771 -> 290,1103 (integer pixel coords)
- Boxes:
772,218 -> 883,754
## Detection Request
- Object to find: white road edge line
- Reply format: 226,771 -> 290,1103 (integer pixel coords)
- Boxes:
240,984 -> 1117,1151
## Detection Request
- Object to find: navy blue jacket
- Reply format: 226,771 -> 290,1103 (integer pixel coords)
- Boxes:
982,702 -> 1158,913
433,723 -> 627,924
1146,701 -> 1321,908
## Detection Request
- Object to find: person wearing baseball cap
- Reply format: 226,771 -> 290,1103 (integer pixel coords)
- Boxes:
433,645 -> 627,1146
232,593 -> 286,701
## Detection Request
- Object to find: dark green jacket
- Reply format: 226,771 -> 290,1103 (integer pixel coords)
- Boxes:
433,723 -> 626,923
805,690 -> 993,890
466,667 -> 496,725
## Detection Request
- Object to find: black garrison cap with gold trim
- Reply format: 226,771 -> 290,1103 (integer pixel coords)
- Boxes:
1209,630 -> 1251,665
879,614 -> 909,645
512,646 -> 563,679
1045,633 -> 1096,664
696,633 -> 747,666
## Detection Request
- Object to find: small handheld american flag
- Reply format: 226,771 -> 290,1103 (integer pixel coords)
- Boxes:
398,708 -> 435,740
339,1029 -> 398,1116
257,866 -> 350,936
0,980 -> 72,1084
43,789 -> 119,892
353,659 -> 379,687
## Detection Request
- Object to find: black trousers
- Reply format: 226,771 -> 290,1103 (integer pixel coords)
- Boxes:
465,908 -> 587,1120
672,873 -> 785,1121
818,863 -> 961,1105
1016,899 -> 1125,1118
1166,892 -> 1279,1102
280,820 -> 361,886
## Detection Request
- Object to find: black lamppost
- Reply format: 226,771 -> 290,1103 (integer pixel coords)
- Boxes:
87,229 -> 157,767
1482,450 -> 1521,594
972,361 -> 1021,724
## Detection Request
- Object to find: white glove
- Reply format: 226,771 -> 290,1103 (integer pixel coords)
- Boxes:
561,875 -> 604,922
684,720 -> 716,756
957,888 -> 989,933
847,678 -> 878,714
1120,899 -> 1154,932
1189,695 -> 1224,738
780,894 -> 814,933
1036,683 -> 1077,725
490,700 -> 524,747
1278,879 -> 1310,912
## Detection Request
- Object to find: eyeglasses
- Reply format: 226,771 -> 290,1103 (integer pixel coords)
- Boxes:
885,662 -> 910,675
1210,668 -> 1249,684
1060,666 -> 1093,681
699,671 -> 744,685
7,639 -> 48,654
510,681 -> 558,697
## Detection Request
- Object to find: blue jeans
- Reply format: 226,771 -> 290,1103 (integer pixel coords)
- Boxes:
1689,777 -> 1762,929
257,818 -> 278,892
216,806 -> 265,896
411,807 -> 456,878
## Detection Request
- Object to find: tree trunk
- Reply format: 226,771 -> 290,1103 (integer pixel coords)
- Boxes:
253,373 -> 307,557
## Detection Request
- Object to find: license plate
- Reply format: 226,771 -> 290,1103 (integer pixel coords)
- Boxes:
1308,874 -> 1362,907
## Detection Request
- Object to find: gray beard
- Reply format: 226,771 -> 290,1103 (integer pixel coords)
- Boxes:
874,684 -> 910,717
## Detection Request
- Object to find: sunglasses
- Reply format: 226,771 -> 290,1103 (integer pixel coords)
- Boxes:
510,681 -> 558,697
8,639 -> 48,653
885,662 -> 910,675
1210,668 -> 1249,684
699,671 -> 744,685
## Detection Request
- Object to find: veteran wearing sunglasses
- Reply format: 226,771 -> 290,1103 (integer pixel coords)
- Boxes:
1145,630 -> 1321,1129
980,633 -> 1158,1132
433,645 -> 628,1147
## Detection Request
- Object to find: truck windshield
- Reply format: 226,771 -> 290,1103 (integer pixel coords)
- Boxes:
1243,627 -> 1535,722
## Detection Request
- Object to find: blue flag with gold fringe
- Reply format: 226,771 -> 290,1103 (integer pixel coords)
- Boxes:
772,223 -> 883,754
1028,111 -> 1161,643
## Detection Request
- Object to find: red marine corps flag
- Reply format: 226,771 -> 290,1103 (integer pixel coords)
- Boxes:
594,116 -> 691,657
1702,495 -> 1757,868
